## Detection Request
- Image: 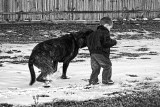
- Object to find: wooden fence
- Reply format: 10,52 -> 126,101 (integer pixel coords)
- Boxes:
0,0 -> 160,22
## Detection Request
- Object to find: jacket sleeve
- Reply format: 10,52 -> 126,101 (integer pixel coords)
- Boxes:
103,39 -> 117,48
101,34 -> 117,48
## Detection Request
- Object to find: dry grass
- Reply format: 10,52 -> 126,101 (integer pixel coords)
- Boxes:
31,89 -> 160,107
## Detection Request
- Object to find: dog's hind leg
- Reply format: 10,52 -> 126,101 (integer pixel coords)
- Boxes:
36,71 -> 47,83
36,65 -> 54,83
52,61 -> 58,72
36,56 -> 54,83
61,61 -> 70,79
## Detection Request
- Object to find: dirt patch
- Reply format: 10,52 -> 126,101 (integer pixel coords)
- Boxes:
136,48 -> 149,51
116,51 -> 159,59
148,51 -> 159,55
0,63 -> 3,67
0,55 -> 29,64
140,57 -> 151,59
123,46 -> 134,47
9,60 -> 28,64
0,23 -> 88,43
126,74 -> 138,77
77,53 -> 90,58
71,59 -> 85,63
1,21 -> 160,43
0,56 -> 11,59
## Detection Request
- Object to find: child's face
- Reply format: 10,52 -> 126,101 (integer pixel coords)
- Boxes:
104,24 -> 113,31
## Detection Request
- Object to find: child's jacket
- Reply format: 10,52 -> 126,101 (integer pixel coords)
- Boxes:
87,25 -> 117,58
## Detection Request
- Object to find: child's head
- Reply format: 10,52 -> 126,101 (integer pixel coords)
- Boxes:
100,17 -> 113,31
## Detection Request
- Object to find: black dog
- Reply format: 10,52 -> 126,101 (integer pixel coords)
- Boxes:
28,29 -> 93,85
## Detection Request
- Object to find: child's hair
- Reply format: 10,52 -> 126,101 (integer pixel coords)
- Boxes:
100,17 -> 113,26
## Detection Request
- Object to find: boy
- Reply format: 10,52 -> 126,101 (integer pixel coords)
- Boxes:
87,17 -> 117,85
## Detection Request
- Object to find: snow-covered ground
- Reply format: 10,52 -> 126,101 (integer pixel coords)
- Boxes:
0,37 -> 160,106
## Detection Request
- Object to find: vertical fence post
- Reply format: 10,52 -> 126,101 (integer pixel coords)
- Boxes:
110,0 -> 114,18
102,0 -> 105,17
4,0 -> 9,21
71,0 -> 74,20
41,0 -> 44,19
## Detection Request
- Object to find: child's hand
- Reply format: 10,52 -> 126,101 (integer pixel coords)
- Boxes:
110,35 -> 117,40
115,40 -> 121,45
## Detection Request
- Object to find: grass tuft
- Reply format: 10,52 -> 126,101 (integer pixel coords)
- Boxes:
28,90 -> 160,107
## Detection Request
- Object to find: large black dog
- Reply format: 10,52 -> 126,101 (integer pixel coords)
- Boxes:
28,29 -> 93,85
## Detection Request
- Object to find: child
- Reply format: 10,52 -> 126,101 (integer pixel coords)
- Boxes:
87,17 -> 117,85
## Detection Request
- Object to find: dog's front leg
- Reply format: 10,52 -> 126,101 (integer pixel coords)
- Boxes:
61,61 -> 70,79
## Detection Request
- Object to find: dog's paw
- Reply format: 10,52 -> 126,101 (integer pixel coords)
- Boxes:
36,78 -> 46,82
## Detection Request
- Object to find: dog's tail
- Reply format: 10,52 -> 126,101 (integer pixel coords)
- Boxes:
28,54 -> 36,85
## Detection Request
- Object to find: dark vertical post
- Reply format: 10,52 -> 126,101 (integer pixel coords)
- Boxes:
49,0 -> 51,21
110,0 -> 114,18
71,0 -> 74,20
4,0 -> 9,21
102,0 -> 105,17
68,0 -> 70,20
56,0 -> 59,19
41,0 -> 44,19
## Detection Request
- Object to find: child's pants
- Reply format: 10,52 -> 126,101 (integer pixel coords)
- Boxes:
89,54 -> 112,84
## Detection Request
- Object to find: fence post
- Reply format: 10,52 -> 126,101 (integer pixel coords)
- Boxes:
71,0 -> 74,20
3,0 -> 9,21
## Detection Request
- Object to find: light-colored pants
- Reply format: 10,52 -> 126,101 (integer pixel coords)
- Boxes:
89,54 -> 112,84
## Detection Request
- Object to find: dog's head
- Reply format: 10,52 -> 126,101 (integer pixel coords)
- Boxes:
74,29 -> 94,48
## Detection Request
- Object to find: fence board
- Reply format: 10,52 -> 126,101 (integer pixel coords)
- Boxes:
1,0 -> 160,22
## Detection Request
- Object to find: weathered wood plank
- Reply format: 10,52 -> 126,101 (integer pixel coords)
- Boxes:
0,0 -> 160,22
